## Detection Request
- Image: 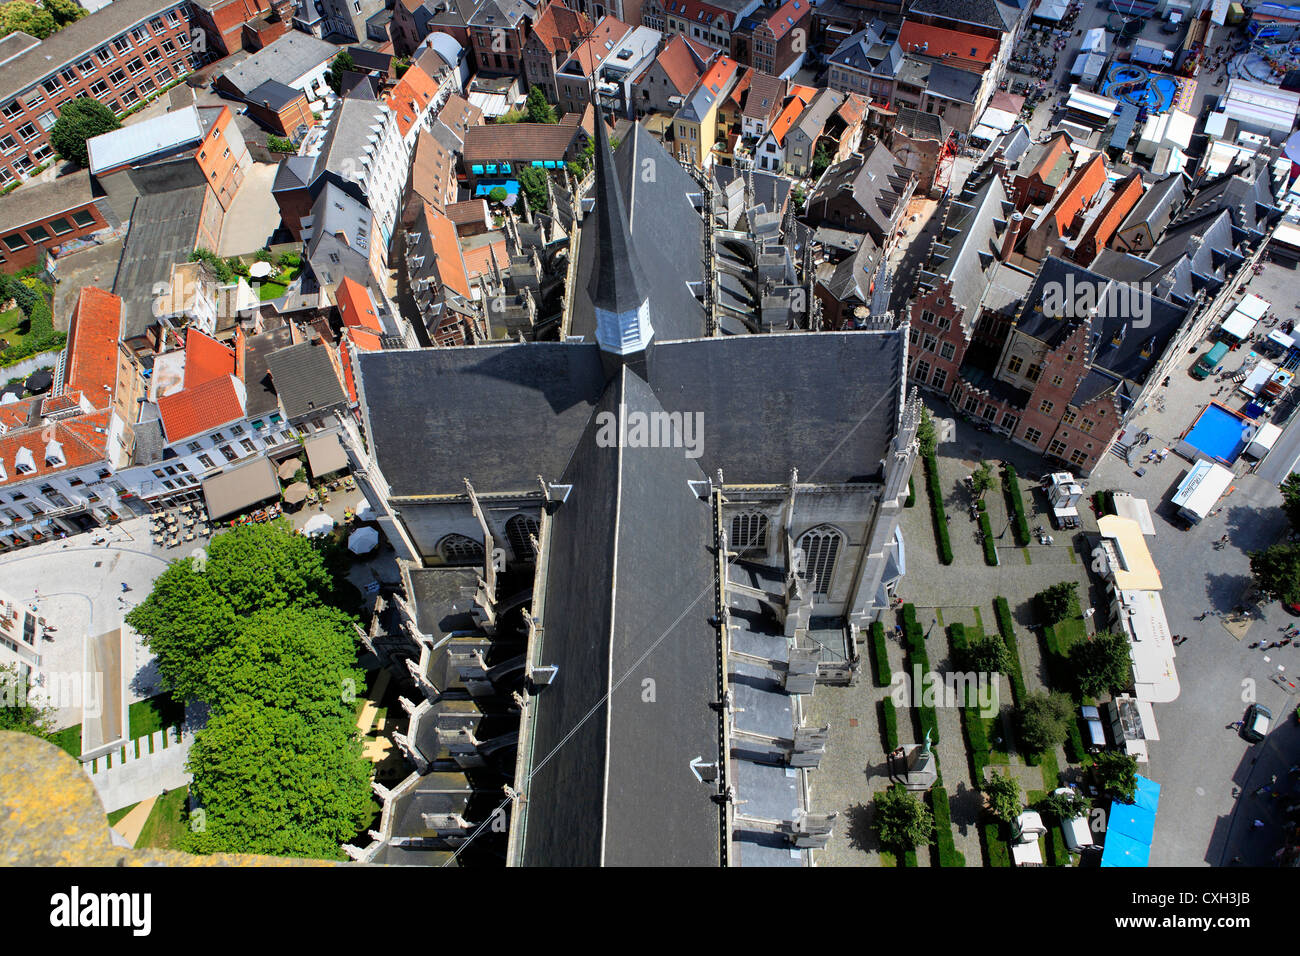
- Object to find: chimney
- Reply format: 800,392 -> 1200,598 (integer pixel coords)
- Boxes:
1001,211 -> 1024,260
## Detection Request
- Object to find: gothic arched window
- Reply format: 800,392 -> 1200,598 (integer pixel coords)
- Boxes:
505,513 -> 539,562
437,533 -> 484,564
797,525 -> 843,596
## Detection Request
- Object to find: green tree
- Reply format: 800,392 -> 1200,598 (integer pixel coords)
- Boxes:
518,164 -> 549,213
810,139 -> 834,178
0,663 -> 55,737
1017,690 -> 1073,753
1067,629 -> 1132,698
970,459 -> 994,498
1037,581 -> 1078,625
1281,474 -> 1300,533
125,559 -> 240,702
49,98 -> 121,167
43,0 -> 85,27
0,1 -> 55,39
525,85 -> 557,124
325,51 -> 354,94
1037,787 -> 1089,823
916,407 -> 937,458
874,784 -> 934,851
1250,542 -> 1300,605
1092,750 -> 1138,802
488,185 -> 508,204
983,769 -> 1021,822
184,700 -> 372,860
206,606 -> 363,722
957,634 -> 1012,675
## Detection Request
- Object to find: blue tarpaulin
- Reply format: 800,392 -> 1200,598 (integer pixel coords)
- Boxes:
1101,830 -> 1151,866
1100,774 -> 1159,866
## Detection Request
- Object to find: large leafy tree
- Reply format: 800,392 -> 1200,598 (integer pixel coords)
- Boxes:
916,407 -> 937,458
957,634 -> 1012,676
525,85 -> 557,124
970,459 -> 995,498
206,605 -> 363,723
184,701 -> 372,860
125,559 -> 239,702
1017,690 -> 1073,754
127,521 -> 372,858
1093,750 -> 1138,802
1037,581 -> 1078,625
43,0 -> 85,27
1037,787 -> 1089,823
982,769 -> 1021,822
325,51 -> 354,94
1281,474 -> 1300,533
1250,543 -> 1300,606
1068,629 -> 1132,698
874,784 -> 933,851
0,1 -> 55,39
49,98 -> 121,167
0,663 -> 55,737
518,164 -> 549,214
201,519 -> 336,616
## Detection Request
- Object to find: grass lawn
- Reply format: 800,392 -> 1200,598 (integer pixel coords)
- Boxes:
255,264 -> 302,301
135,787 -> 190,850
47,724 -> 82,758
128,693 -> 185,739
0,306 -> 28,349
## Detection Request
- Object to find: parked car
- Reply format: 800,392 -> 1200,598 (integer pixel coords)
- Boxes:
1080,704 -> 1107,753
1241,704 -> 1272,743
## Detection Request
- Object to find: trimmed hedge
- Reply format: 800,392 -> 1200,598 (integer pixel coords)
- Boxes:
949,623 -> 993,780
870,620 -> 892,687
0,282 -> 65,367
903,849 -> 918,867
1038,588 -> 1088,763
977,499 -> 997,566
923,452 -> 953,565
1003,464 -> 1031,547
984,822 -> 1010,867
881,698 -> 899,751
902,604 -> 939,745
905,476 -> 916,508
931,786 -> 965,866
993,597 -> 1026,708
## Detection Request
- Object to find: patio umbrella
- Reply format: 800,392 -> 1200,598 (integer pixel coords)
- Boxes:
278,458 -> 302,481
25,369 -> 53,393
303,513 -> 335,537
282,481 -> 310,505
348,526 -> 379,554
354,497 -> 375,521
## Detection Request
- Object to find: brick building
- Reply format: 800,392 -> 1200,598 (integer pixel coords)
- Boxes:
731,0 -> 811,78
0,0 -> 271,188
0,171 -> 120,271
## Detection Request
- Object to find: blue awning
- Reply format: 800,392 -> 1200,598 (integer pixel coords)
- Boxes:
1101,830 -> 1150,866
1133,775 -> 1160,812
471,164 -> 484,174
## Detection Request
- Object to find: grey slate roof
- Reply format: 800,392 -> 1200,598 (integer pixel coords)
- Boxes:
265,339 -> 349,421
1117,172 -> 1185,241
898,56 -> 982,105
306,182 -> 378,290
248,79 -> 305,112
112,186 -> 207,342
1016,256 -> 1189,387
242,325 -> 295,418
215,32 -> 339,99
905,0 -> 1017,30
827,23 -> 900,77
927,174 -> 1011,329
569,121 -> 707,343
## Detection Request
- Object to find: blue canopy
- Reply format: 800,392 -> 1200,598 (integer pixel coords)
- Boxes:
1133,775 -> 1160,812
1109,803 -> 1156,845
1101,830 -> 1150,866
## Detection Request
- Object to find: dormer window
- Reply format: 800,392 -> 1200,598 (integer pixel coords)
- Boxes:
14,446 -> 35,474
45,439 -> 65,467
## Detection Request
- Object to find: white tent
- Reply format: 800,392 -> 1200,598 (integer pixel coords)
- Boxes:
1171,460 -> 1234,524
353,497 -> 376,521
1246,422 -> 1282,459
303,513 -> 335,537
1080,27 -> 1107,54
348,526 -> 379,554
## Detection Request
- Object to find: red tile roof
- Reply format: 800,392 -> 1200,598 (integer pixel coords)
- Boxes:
462,238 -> 508,284
424,203 -> 472,300
386,63 -> 439,139
653,35 -> 711,96
336,277 -> 382,333
63,287 -> 122,405
0,410 -> 111,491
762,0 -> 810,42
1050,152 -> 1108,238
183,328 -> 237,390
769,85 -> 816,145
568,15 -> 633,76
157,375 -> 245,444
898,21 -> 999,66
529,3 -> 592,57
1078,171 -> 1144,263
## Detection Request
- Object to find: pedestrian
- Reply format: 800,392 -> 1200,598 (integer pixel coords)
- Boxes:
1230,720 -> 1244,730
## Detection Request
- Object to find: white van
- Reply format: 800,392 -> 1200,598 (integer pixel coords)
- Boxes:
1053,788 -> 1095,852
